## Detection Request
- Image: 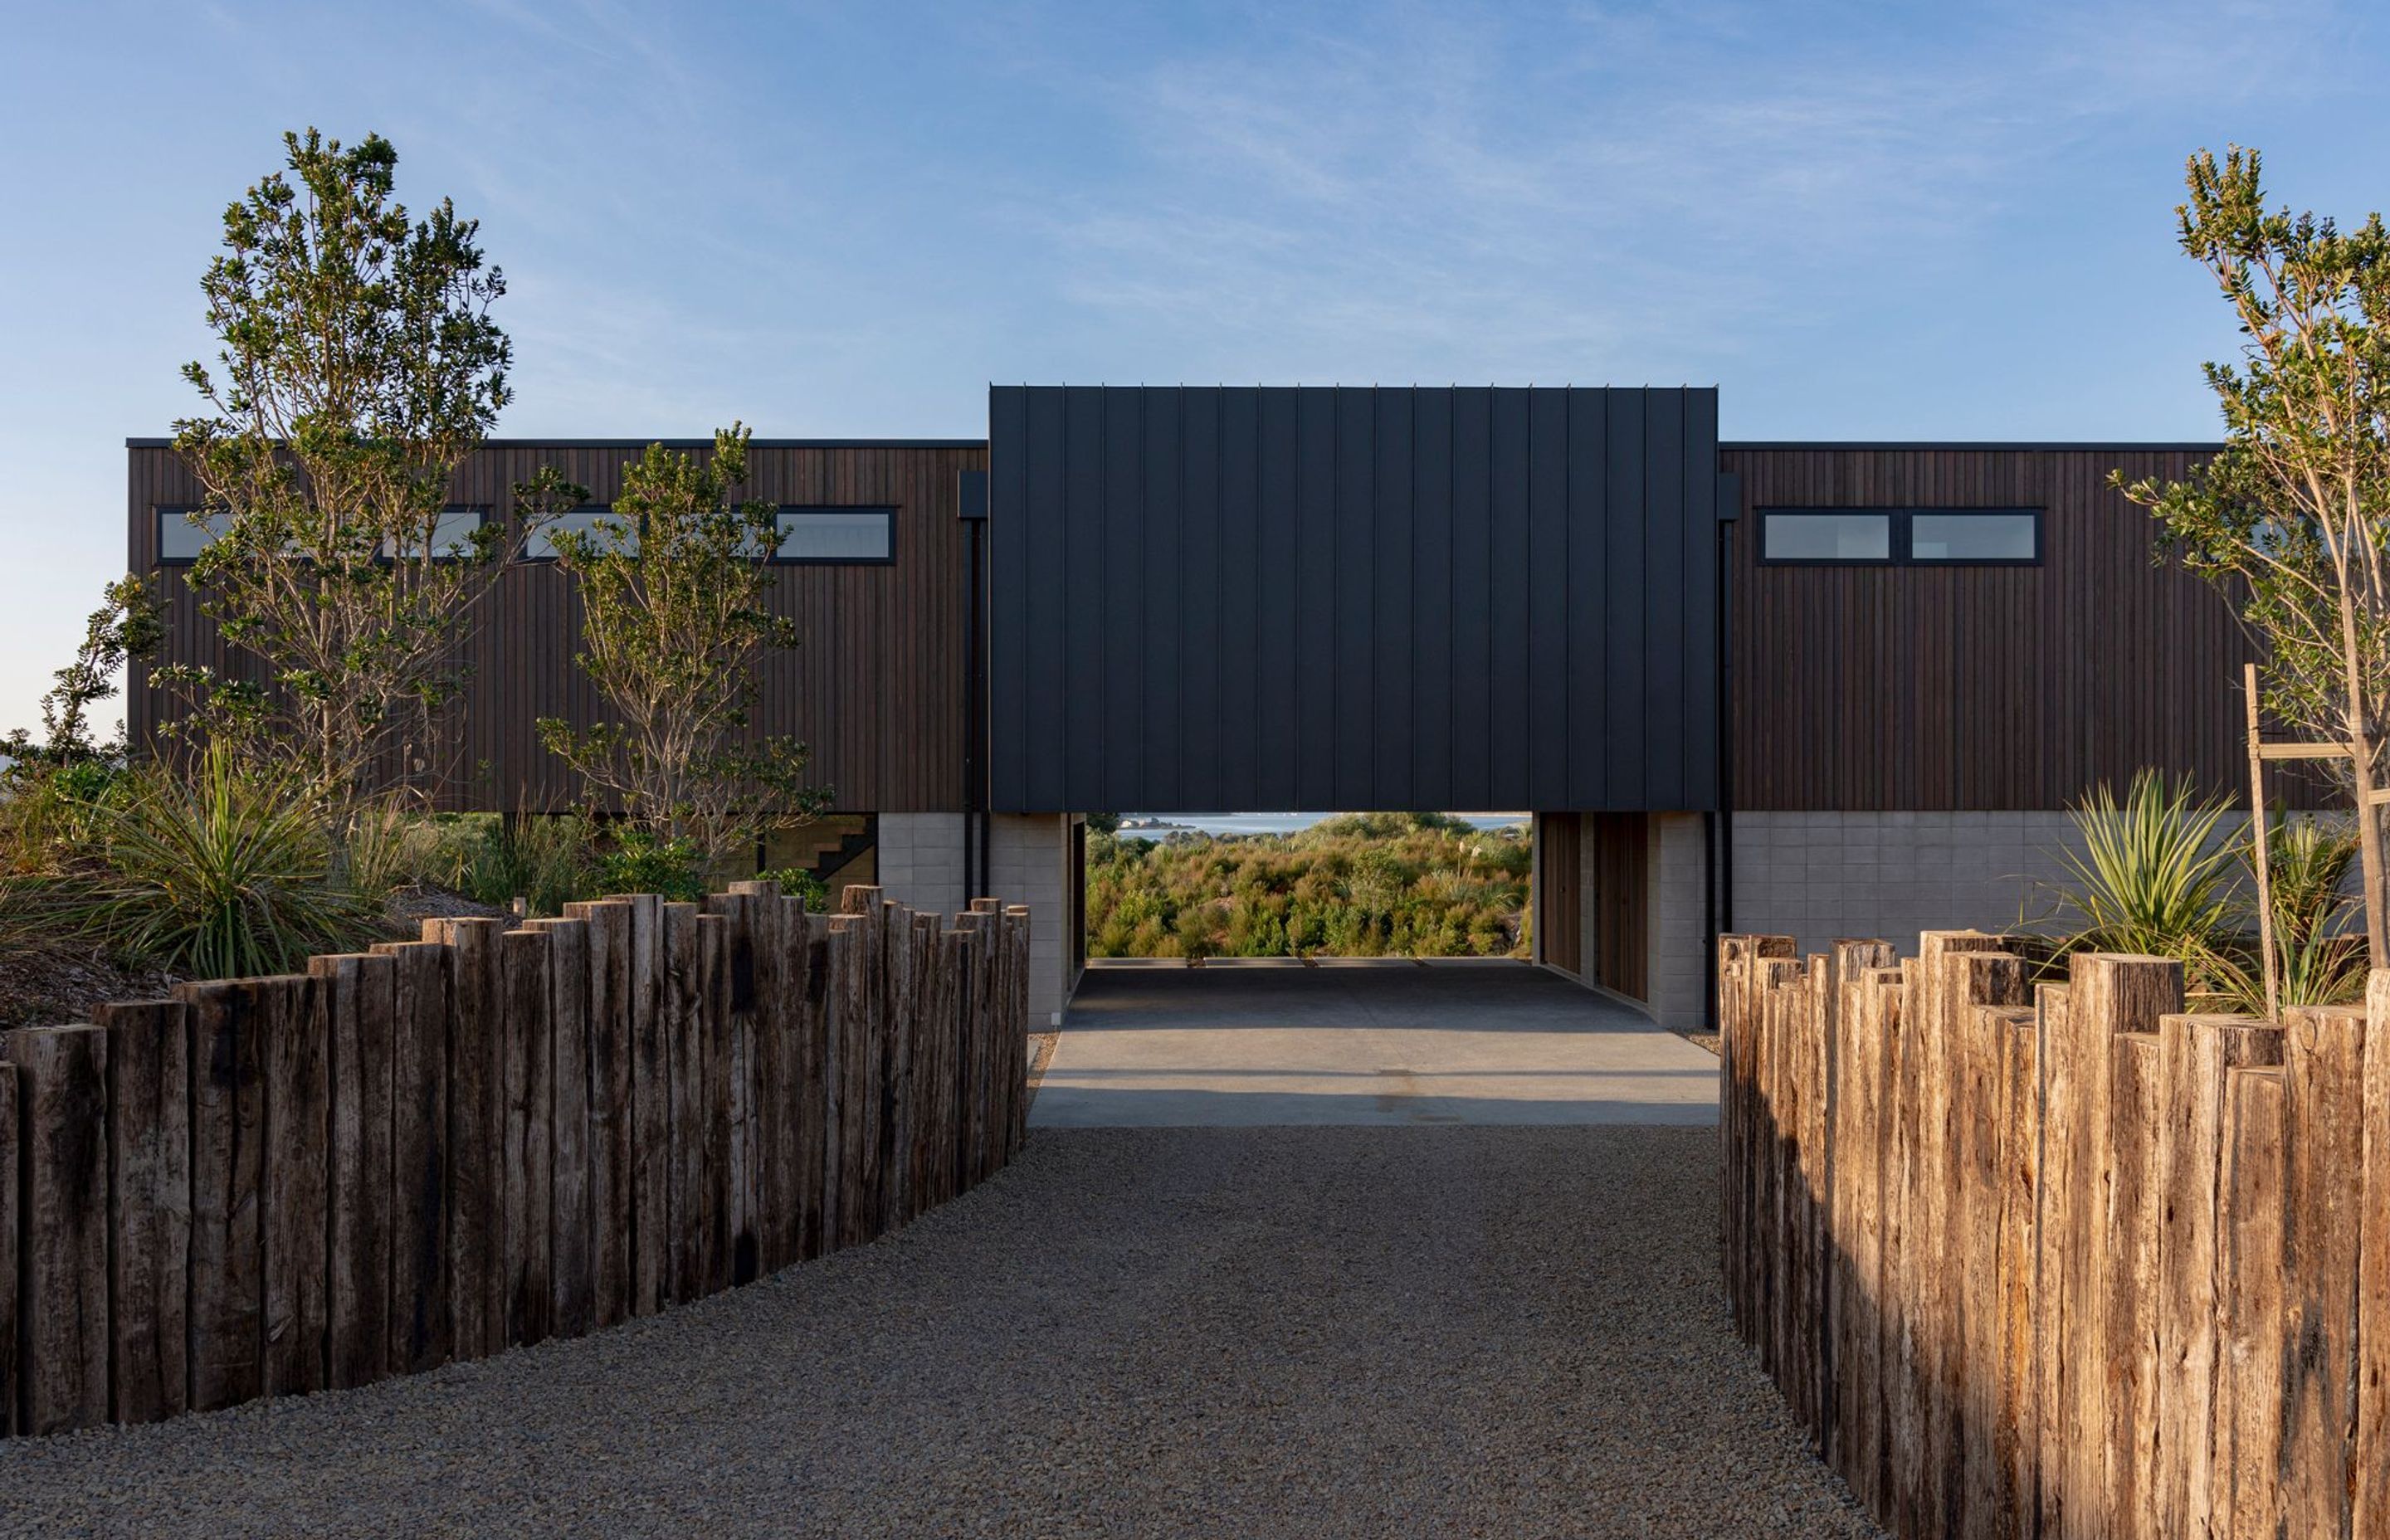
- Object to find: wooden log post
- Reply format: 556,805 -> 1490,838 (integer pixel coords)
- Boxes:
838,888 -> 885,1240
500,927 -> 554,1347
1749,955 -> 1800,1377
2217,1065 -> 2285,1539
1844,965 -> 1905,1520
2040,953 -> 2182,1540
178,978 -> 267,1410
661,902 -> 706,1304
880,899 -> 916,1233
701,893 -> 759,1284
1719,933 -> 1797,1341
316,951 -> 397,1391
2153,1013 -> 2283,1540
925,925 -> 961,1210
908,912 -> 943,1219
2355,968 -> 2390,1540
12,1023 -> 110,1434
2105,1029 -> 2163,1540
1986,1005 -> 2041,1540
1788,956 -> 1831,1438
696,910 -> 734,1292
799,914 -> 832,1261
373,939 -> 451,1376
1902,933 -> 2022,1540
822,917 -> 860,1246
1006,904 -> 1032,1159
2277,1002 -> 2366,1540
617,894 -> 671,1318
528,917 -> 593,1338
1826,941 -> 1895,1480
727,882 -> 795,1274
261,973 -> 326,1397
427,917 -> 505,1360
567,899 -> 636,1327
100,999 -> 189,1425
0,1065 -> 15,1435
1937,946 -> 2029,1540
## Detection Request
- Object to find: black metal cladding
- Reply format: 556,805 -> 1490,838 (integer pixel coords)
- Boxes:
988,385 -> 1722,813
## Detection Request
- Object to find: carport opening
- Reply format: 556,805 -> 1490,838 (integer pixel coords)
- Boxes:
1080,811 -> 1534,960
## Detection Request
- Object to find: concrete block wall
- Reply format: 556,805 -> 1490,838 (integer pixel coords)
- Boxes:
875,812 -> 968,922
988,812 -> 1082,1025
1729,811 -> 2174,957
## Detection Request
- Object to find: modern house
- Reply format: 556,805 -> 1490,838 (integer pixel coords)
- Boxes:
129,387 -> 2295,1030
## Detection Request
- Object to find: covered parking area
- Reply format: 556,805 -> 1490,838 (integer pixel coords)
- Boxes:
1033,958 -> 1719,1128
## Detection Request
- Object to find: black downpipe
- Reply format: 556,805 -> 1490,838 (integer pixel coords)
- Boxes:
964,514 -> 984,901
1710,509 -> 1736,1030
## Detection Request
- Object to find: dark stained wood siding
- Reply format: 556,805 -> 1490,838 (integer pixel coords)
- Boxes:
1724,444 -> 2327,811
128,441 -> 985,814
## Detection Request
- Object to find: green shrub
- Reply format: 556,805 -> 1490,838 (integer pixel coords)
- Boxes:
593,829 -> 708,902
2046,772 -> 2241,966
6,743 -> 376,978
451,812 -> 597,916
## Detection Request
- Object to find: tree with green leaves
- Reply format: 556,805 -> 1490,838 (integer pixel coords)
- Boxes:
157,128 -> 533,820
530,426 -> 832,865
2118,146 -> 2390,967
2,576 -> 163,773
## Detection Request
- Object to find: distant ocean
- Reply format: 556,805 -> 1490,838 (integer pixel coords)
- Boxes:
1111,811 -> 1529,838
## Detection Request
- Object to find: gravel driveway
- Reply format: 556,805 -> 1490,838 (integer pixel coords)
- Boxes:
0,1127 -> 1878,1538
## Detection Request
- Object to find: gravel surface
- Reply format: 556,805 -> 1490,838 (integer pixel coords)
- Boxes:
0,1127 -> 1880,1539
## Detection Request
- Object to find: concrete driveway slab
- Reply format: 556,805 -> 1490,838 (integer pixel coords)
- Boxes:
1032,960 -> 1719,1128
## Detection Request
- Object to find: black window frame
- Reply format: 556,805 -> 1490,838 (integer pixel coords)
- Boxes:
153,505 -> 234,566
158,504 -> 497,567
518,504 -> 635,563
378,505 -> 494,563
768,505 -> 897,566
1757,507 -> 2043,568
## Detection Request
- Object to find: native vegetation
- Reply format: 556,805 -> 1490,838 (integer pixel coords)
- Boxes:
2040,769 -> 2364,1011
0,129 -> 828,1012
1084,813 -> 1530,959
2118,146 -> 2390,967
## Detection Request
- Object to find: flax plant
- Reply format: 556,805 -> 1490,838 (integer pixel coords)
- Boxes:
2045,772 -> 2242,992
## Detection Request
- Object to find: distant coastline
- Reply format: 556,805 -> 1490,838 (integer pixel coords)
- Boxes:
1113,811 -> 1530,838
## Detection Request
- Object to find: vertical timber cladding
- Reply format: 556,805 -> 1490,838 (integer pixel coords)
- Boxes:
988,386 -> 1724,813
127,440 -> 985,814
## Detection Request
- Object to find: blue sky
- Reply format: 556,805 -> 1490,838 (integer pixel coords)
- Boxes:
2,0 -> 2385,733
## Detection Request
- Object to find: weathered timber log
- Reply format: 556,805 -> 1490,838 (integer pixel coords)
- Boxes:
695,910 -> 734,1291
2277,1003 -> 2365,1540
427,917 -> 505,1361
727,882 -> 795,1274
374,939 -> 451,1375
2217,1065 -> 2285,1540
100,998 -> 188,1425
799,914 -> 832,1260
616,894 -> 670,1317
701,893 -> 759,1284
500,927 -> 554,1347
2355,969 -> 2390,1540
662,902 -> 705,1304
528,917 -> 593,1338
178,979 -> 268,1409
567,899 -> 635,1326
12,1023 -> 110,1435
2152,1013 -> 2281,1540
2042,954 -> 2181,1540
0,1065 -> 16,1435
261,973 -> 326,1396
2104,1031 -> 2163,1540
316,951 -> 396,1390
